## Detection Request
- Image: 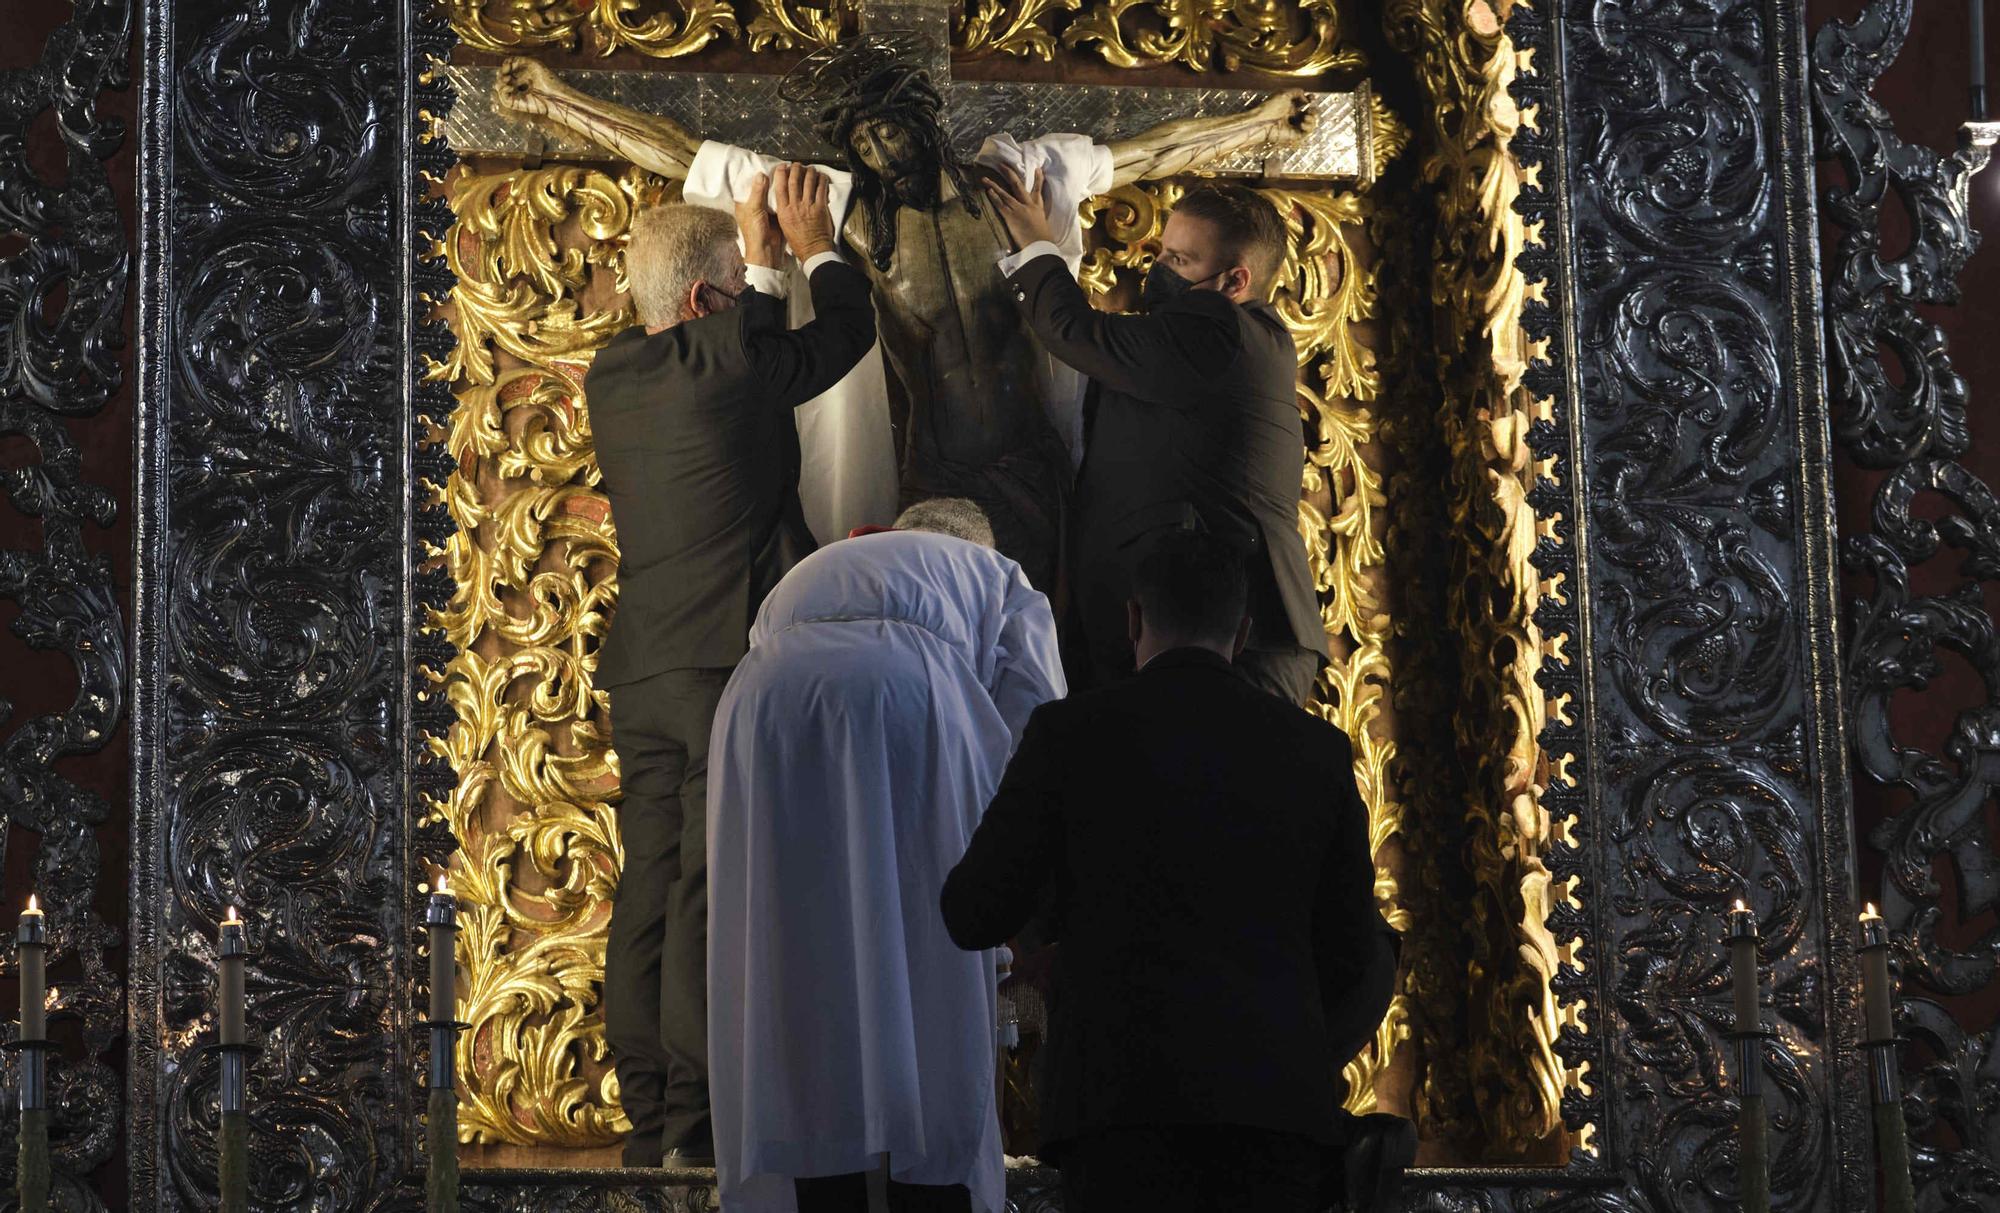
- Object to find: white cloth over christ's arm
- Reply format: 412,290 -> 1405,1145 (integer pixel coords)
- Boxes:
684,141 -> 859,226
976,133 -> 1113,272
681,142 -> 897,544
976,133 -> 1112,470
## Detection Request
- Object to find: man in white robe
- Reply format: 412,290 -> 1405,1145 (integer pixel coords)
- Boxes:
706,498 -> 1066,1213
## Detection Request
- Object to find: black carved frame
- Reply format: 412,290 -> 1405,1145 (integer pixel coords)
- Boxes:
1812,1 -> 2000,1208
111,1 -> 1890,1210
0,0 -> 132,1207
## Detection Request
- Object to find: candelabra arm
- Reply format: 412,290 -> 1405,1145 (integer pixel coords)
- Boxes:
1951,120 -> 2000,226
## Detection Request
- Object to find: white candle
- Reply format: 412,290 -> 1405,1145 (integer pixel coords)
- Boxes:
219,908 -> 246,1047
18,896 -> 45,1043
1859,904 -> 1894,1043
1728,899 -> 1759,1034
428,875 -> 457,1023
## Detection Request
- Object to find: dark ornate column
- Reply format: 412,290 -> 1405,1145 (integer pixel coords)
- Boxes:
130,0 -> 456,1207
1405,0 -> 1873,1206
1814,1 -> 2000,1206
0,0 -> 132,1208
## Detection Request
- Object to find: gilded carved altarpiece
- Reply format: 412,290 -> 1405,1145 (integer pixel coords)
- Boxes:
422,0 -> 1568,1163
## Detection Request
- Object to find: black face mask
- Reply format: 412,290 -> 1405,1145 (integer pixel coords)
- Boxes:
1140,262 -> 1218,310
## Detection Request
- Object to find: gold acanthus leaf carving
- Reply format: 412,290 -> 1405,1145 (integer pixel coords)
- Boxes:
445,0 -> 741,59
1064,0 -> 1365,76
955,0 -> 1083,60
428,160 -> 1403,1142
430,169 -> 652,388
745,0 -> 855,52
426,165 -> 662,1147
1383,0 -> 1577,1158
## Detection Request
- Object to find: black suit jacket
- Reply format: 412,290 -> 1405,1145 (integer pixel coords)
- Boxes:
1006,254 -> 1330,674
585,260 -> 876,687
940,648 -> 1397,1153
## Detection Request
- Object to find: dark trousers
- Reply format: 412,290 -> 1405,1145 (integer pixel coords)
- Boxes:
1058,1125 -> 1326,1213
604,666 -> 732,1166
793,1173 -> 971,1213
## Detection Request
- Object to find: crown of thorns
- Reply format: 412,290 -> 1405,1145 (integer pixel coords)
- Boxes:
780,32 -> 945,144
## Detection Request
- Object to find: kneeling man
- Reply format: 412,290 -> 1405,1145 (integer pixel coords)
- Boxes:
941,531 -> 1406,1212
707,499 -> 1067,1213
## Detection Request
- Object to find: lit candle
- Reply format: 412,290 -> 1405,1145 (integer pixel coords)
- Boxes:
1859,904 -> 1895,1044
219,908 -> 246,1047
18,896 -> 45,1043
1976,1 -> 1990,120
1728,899 -> 1759,1035
428,874 -> 457,1024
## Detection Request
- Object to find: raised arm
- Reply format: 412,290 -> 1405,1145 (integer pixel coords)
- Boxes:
744,164 -> 877,405
1105,90 -> 1315,188
496,57 -> 702,180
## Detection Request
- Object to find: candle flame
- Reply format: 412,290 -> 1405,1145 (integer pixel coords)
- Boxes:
25,895 -> 38,914
437,872 -> 451,896
1733,899 -> 1747,913
224,905 -> 240,924
1862,902 -> 1881,921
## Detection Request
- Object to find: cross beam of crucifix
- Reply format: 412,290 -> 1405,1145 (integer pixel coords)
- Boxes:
438,0 -> 1378,180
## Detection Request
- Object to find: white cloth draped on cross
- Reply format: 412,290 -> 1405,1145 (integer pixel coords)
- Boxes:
681,134 -> 1112,542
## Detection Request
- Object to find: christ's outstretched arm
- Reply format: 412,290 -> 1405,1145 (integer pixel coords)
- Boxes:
496,57 -> 704,179
1105,90 -> 1316,188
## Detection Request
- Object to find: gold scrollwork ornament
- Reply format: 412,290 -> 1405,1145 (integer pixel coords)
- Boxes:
1064,0 -> 1365,76
1382,0 -> 1577,1160
955,0 -> 1083,60
445,0 -> 740,59
746,0 -> 857,51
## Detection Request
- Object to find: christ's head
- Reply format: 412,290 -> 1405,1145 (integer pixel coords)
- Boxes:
789,39 -> 980,269
846,113 -> 936,209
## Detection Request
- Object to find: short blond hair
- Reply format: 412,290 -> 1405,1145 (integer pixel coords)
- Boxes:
626,204 -> 738,327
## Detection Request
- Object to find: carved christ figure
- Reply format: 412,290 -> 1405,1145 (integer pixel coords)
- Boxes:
497,42 -> 1311,588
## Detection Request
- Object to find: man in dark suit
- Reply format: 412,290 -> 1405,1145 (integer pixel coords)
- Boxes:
985,172 -> 1329,705
940,531 -> 1409,1212
587,163 -> 876,1168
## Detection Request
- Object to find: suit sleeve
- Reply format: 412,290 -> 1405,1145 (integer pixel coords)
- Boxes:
1007,253 -> 1240,401
1315,731 -> 1400,1067
940,708 -> 1064,950
743,259 -> 877,406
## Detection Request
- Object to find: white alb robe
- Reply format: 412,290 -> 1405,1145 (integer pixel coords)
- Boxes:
706,531 -> 1066,1213
683,135 -> 1115,542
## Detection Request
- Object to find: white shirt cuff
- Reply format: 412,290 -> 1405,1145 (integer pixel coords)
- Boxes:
997,239 -> 1065,278
801,250 -> 845,278
744,263 -> 790,300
